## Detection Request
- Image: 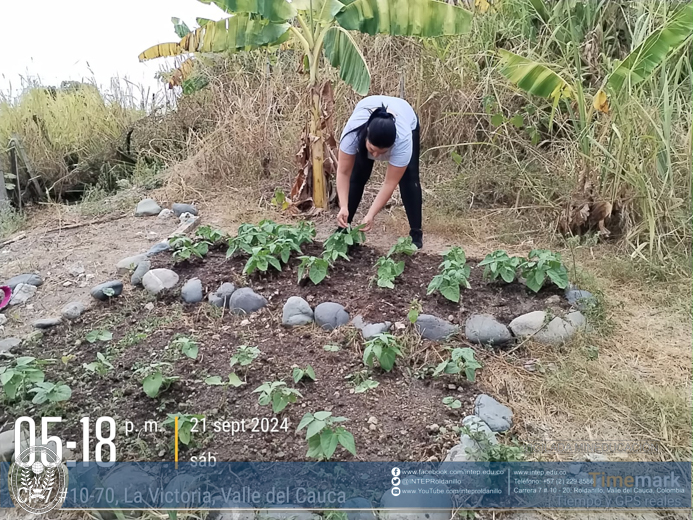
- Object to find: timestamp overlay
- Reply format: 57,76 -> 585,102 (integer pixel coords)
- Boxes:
1,461 -> 690,510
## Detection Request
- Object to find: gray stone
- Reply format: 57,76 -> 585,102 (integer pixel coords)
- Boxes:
208,283 -> 236,308
158,208 -> 175,220
0,314 -> 6,326
172,203 -> 198,217
341,497 -> 376,520
0,338 -> 21,354
147,242 -> 171,256
91,280 -> 124,301
135,198 -> 162,216
415,314 -> 459,341
0,429 -> 16,461
282,296 -> 314,326
465,314 -> 513,345
9,283 -> 37,306
229,287 -> 268,315
443,415 -> 499,463
102,466 -> 157,509
4,273 -> 43,291
142,269 -> 179,295
130,260 -> 151,286
474,394 -> 513,432
565,310 -> 588,331
181,278 -> 203,303
257,506 -> 318,520
352,315 -> 391,339
116,254 -> 148,275
379,477 -> 452,519
565,287 -> 595,310
32,317 -> 62,329
508,311 -> 546,338
314,302 -> 350,331
61,302 -> 85,320
535,316 -> 575,345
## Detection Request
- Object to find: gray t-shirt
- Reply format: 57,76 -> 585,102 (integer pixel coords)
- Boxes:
339,95 -> 418,168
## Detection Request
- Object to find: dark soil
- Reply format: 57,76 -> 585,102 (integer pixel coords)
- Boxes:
4,244 -> 569,464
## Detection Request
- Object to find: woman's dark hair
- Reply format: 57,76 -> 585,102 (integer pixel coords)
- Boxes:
345,104 -> 397,152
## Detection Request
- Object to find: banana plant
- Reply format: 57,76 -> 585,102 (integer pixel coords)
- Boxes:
139,0 -> 473,211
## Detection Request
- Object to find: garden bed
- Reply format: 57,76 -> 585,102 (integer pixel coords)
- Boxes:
4,242 -> 571,463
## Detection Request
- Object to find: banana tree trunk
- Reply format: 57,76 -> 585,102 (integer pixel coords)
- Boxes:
310,87 -> 327,209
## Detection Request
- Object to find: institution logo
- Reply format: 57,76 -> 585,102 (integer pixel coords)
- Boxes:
8,445 -> 69,514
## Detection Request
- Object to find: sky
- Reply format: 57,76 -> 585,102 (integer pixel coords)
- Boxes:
0,0 -> 226,102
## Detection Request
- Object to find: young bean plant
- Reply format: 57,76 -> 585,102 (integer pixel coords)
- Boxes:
253,381 -> 302,413
297,411 -> 356,460
427,247 -> 472,303
363,333 -> 404,372
478,250 -> 521,283
170,235 -> 210,262
388,236 -> 417,257
373,256 -> 405,289
297,256 -> 329,285
433,347 -> 483,382
520,249 -> 569,293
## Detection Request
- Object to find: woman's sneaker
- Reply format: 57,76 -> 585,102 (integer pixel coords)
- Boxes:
410,229 -> 423,249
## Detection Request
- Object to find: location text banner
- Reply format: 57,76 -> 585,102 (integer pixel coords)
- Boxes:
1,461 -> 690,510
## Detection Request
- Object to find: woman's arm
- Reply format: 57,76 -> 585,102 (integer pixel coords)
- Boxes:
361,163 -> 406,230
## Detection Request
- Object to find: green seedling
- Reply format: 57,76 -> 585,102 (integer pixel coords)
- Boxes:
442,396 -> 462,409
520,249 -> 569,293
170,235 -> 210,261
267,237 -> 302,264
0,357 -> 45,401
85,330 -> 113,343
171,336 -> 199,359
323,344 -> 341,352
243,246 -> 282,275
204,373 -> 244,387
363,333 -> 403,372
354,379 -> 379,394
195,225 -> 226,244
373,256 -> 405,289
388,236 -> 417,257
229,345 -> 260,369
83,352 -> 113,376
478,250 -> 522,283
135,363 -> 179,398
408,299 -> 422,324
271,188 -> 290,210
427,247 -> 471,303
296,411 -> 356,460
434,347 -> 483,382
253,381 -> 302,413
297,256 -> 329,285
292,365 -> 316,383
28,382 -> 72,405
163,413 -> 205,445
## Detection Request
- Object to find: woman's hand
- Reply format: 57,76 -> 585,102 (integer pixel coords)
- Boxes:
360,213 -> 374,232
337,206 -> 349,228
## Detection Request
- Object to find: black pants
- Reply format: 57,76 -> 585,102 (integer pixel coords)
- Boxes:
347,121 -> 422,233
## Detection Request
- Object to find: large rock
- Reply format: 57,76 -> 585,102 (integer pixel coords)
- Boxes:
147,242 -> 171,256
116,254 -> 148,275
181,278 -> 203,303
565,287 -> 595,310
379,476 -> 453,519
465,314 -> 513,346
415,314 -> 459,341
474,394 -> 513,432
352,315 -> 391,339
536,317 -> 576,345
130,260 -> 151,286
61,301 -> 86,320
443,415 -> 498,463
142,269 -> 179,295
0,338 -> 21,354
508,311 -> 546,338
172,203 -> 198,217
341,497 -> 376,520
314,302 -> 350,331
565,310 -> 588,331
0,429 -> 16,461
32,317 -> 62,329
91,280 -> 123,301
229,287 -> 268,315
135,198 -> 162,216
282,296 -> 314,326
208,283 -> 236,308
9,283 -> 37,306
4,273 -> 43,291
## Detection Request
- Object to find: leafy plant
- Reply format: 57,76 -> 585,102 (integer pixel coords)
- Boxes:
442,396 -> 462,409
372,256 -> 404,289
83,353 -> 114,376
292,365 -> 316,383
253,381 -> 302,413
163,413 -> 205,446
229,346 -> 260,369
388,236 -> 418,257
0,357 -> 45,401
434,347 -> 483,382
408,299 -> 422,324
323,344 -> 341,352
204,373 -> 244,388
85,330 -> 113,343
297,256 -> 329,285
267,237 -> 302,264
353,379 -> 379,394
243,246 -> 282,275
171,336 -> 199,360
170,235 -> 210,262
135,363 -> 179,398
297,411 -> 356,460
28,382 -> 72,405
427,247 -> 471,303
271,188 -> 290,210
478,250 -> 521,283
520,249 -> 569,293
323,225 -> 366,263
461,425 -> 526,462
195,225 -> 226,244
363,333 -> 403,372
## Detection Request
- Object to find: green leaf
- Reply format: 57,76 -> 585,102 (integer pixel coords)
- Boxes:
439,283 -> 460,303
227,373 -> 244,387
451,151 -> 462,165
314,411 -> 332,421
323,26 -> 371,96
143,372 -> 163,398
378,348 -> 397,372
321,431 -> 339,459
172,18 -> 191,38
292,367 -> 303,384
510,114 -> 524,129
336,0 -> 472,37
198,0 -> 297,22
490,113 -> 504,127
297,413 -> 314,431
51,384 -> 72,402
607,5 -> 693,93
309,263 -> 328,284
268,255 -> 282,271
271,393 -> 288,413
337,430 -> 356,456
497,49 -> 573,100
306,419 -> 326,439
205,376 -> 223,385
323,344 -> 341,352
305,365 -> 316,380
183,344 -> 199,359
